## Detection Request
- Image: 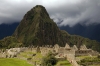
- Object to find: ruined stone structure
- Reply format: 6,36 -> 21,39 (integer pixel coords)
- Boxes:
75,45 -> 99,56
0,43 -> 99,58
0,43 -> 99,66
0,47 -> 26,58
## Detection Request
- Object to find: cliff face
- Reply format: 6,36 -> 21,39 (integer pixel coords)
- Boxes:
13,5 -> 100,52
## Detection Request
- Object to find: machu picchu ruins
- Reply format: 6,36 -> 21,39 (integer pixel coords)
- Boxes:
0,43 -> 99,66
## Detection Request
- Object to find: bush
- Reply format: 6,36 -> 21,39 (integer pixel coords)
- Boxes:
41,52 -> 58,66
97,55 -> 100,58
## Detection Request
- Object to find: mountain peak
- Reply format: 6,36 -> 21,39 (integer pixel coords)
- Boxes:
13,5 -> 63,46
33,5 -> 45,12
23,5 -> 50,22
31,5 -> 45,13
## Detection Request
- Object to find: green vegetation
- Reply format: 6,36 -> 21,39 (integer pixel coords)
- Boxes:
0,36 -> 22,49
61,30 -> 100,52
17,49 -> 43,65
55,60 -> 72,66
0,58 -> 32,66
41,52 -> 58,66
76,56 -> 94,60
13,5 -> 61,46
78,56 -> 100,66
19,51 -> 34,58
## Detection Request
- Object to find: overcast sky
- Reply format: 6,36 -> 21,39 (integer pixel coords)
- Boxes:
0,0 -> 100,27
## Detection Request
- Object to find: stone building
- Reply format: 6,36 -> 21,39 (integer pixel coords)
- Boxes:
39,43 -> 99,57
54,44 -> 60,53
72,45 -> 78,51
75,45 -> 99,56
0,43 -> 99,59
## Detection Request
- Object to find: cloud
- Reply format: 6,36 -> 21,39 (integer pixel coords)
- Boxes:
49,0 -> 100,27
0,0 -> 100,27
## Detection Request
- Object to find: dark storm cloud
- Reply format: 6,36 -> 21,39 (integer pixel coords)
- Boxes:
0,0 -> 43,24
0,0 -> 100,27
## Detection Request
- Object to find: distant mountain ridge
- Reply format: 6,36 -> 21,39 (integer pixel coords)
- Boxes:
0,23 -> 19,39
60,23 -> 100,42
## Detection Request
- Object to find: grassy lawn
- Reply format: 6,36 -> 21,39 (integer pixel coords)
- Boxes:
18,50 -> 43,65
0,58 -> 33,66
31,53 -> 43,64
18,51 -> 34,58
76,56 -> 96,61
55,60 -> 72,66
77,56 -> 96,58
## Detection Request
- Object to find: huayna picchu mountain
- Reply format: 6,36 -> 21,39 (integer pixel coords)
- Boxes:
12,5 -> 100,52
13,5 -> 66,46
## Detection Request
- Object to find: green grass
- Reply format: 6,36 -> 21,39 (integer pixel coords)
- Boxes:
55,60 -> 72,66
77,56 -> 100,66
76,56 -> 96,61
18,51 -> 34,58
31,53 -> 43,64
18,50 -> 43,65
0,58 -> 33,66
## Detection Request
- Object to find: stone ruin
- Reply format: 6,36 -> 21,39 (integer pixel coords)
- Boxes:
0,43 -> 99,66
0,47 -> 26,58
39,43 -> 99,57
75,44 -> 99,56
0,43 -> 99,58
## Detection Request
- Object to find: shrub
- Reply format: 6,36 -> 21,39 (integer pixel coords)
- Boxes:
41,52 -> 58,66
97,54 -> 100,59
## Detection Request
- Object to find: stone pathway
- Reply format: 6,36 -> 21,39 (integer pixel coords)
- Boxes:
66,54 -> 79,66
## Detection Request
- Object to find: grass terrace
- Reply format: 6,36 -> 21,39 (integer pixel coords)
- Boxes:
55,60 -> 72,66
0,58 -> 33,66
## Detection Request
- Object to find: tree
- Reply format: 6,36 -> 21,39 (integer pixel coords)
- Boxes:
41,51 -> 58,66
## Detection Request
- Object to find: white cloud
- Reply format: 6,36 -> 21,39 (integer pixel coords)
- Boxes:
49,0 -> 100,27
0,0 -> 100,26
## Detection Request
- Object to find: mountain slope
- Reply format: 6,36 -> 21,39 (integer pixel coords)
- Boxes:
13,5 -> 65,46
12,5 -> 100,52
0,36 -> 21,49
